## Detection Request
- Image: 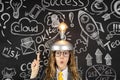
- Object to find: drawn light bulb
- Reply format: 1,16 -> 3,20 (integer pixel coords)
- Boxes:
58,22 -> 68,40
10,0 -> 23,19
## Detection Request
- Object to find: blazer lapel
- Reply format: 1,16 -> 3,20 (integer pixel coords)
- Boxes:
53,68 -> 73,80
67,70 -> 73,80
50,77 -> 57,80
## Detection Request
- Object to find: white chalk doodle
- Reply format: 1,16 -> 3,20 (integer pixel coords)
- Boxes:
2,67 -> 16,80
45,32 -> 60,48
91,0 -> 108,15
104,53 -> 112,66
21,37 -> 37,55
69,12 -> 74,27
41,0 -> 89,12
37,44 -> 50,66
111,0 -> 120,18
44,12 -> 65,28
65,31 -> 72,40
95,48 -> 103,63
74,39 -> 88,53
1,30 -> 5,37
103,0 -> 120,21
0,0 -> 4,12
104,40 -> 120,51
78,10 -> 105,48
2,46 -> 20,60
102,12 -> 114,21
28,4 -> 43,19
7,40 -> 12,45
106,22 -> 120,39
10,0 -> 23,19
86,64 -> 116,80
20,62 -> 31,71
0,13 -> 11,45
11,17 -> 45,36
85,47 -> 116,79
36,27 -> 57,44
20,71 -> 31,79
20,62 -> 31,79
15,47 -> 21,50
85,53 -> 93,66
38,44 -> 46,56
1,13 -> 10,29
35,34 -> 49,44
36,31 -> 54,44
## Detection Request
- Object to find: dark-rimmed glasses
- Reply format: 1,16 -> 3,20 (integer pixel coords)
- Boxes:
55,51 -> 70,57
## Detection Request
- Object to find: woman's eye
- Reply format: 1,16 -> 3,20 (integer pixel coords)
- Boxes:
64,52 -> 67,55
64,52 -> 68,55
57,52 -> 60,55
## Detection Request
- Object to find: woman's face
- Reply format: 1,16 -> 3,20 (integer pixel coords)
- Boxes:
55,50 -> 70,70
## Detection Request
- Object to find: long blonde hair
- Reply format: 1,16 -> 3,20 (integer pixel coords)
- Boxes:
44,50 -> 81,80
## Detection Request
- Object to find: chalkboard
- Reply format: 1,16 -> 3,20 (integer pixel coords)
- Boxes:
0,0 -> 120,80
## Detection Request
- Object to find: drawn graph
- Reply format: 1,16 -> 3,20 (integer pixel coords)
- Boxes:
86,65 -> 116,80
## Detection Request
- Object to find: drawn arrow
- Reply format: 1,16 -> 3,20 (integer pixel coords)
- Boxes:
104,53 -> 112,65
85,53 -> 93,66
95,49 -> 103,63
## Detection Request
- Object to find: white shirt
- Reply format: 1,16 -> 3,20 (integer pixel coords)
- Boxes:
56,67 -> 68,80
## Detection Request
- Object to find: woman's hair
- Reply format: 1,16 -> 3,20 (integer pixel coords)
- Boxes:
44,50 -> 81,80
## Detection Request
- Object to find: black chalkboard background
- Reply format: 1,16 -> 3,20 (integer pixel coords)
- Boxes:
0,0 -> 120,80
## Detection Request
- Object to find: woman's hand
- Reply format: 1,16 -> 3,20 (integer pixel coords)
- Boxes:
30,52 -> 40,79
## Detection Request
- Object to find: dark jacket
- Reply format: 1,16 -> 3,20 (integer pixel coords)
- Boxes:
30,69 -> 74,80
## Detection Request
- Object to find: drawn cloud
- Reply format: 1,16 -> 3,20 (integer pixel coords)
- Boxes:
11,17 -> 44,36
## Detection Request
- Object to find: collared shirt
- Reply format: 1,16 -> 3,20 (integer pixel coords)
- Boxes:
56,67 -> 68,80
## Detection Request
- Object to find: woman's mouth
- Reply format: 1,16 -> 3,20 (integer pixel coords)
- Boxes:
60,61 -> 64,64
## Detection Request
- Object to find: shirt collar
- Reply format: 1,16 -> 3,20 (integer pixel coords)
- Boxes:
56,66 -> 68,80
56,66 -> 68,73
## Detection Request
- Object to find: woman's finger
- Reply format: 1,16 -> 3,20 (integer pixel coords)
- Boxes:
36,51 -> 40,61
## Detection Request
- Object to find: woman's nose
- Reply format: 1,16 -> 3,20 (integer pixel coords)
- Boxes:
60,53 -> 64,57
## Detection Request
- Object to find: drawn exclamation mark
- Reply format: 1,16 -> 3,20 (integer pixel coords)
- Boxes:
116,24 -> 118,32
113,24 -> 115,32
69,12 -> 74,27
119,24 -> 120,32
113,24 -> 117,32
46,29 -> 51,38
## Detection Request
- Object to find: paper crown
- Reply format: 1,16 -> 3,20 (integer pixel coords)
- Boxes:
51,40 -> 73,51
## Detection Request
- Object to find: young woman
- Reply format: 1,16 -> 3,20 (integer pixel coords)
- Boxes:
30,40 -> 82,80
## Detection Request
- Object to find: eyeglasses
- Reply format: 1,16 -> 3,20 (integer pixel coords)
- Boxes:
55,51 -> 70,57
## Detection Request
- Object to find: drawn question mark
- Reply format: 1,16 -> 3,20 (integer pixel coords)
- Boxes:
37,44 -> 49,66
1,13 -> 10,29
